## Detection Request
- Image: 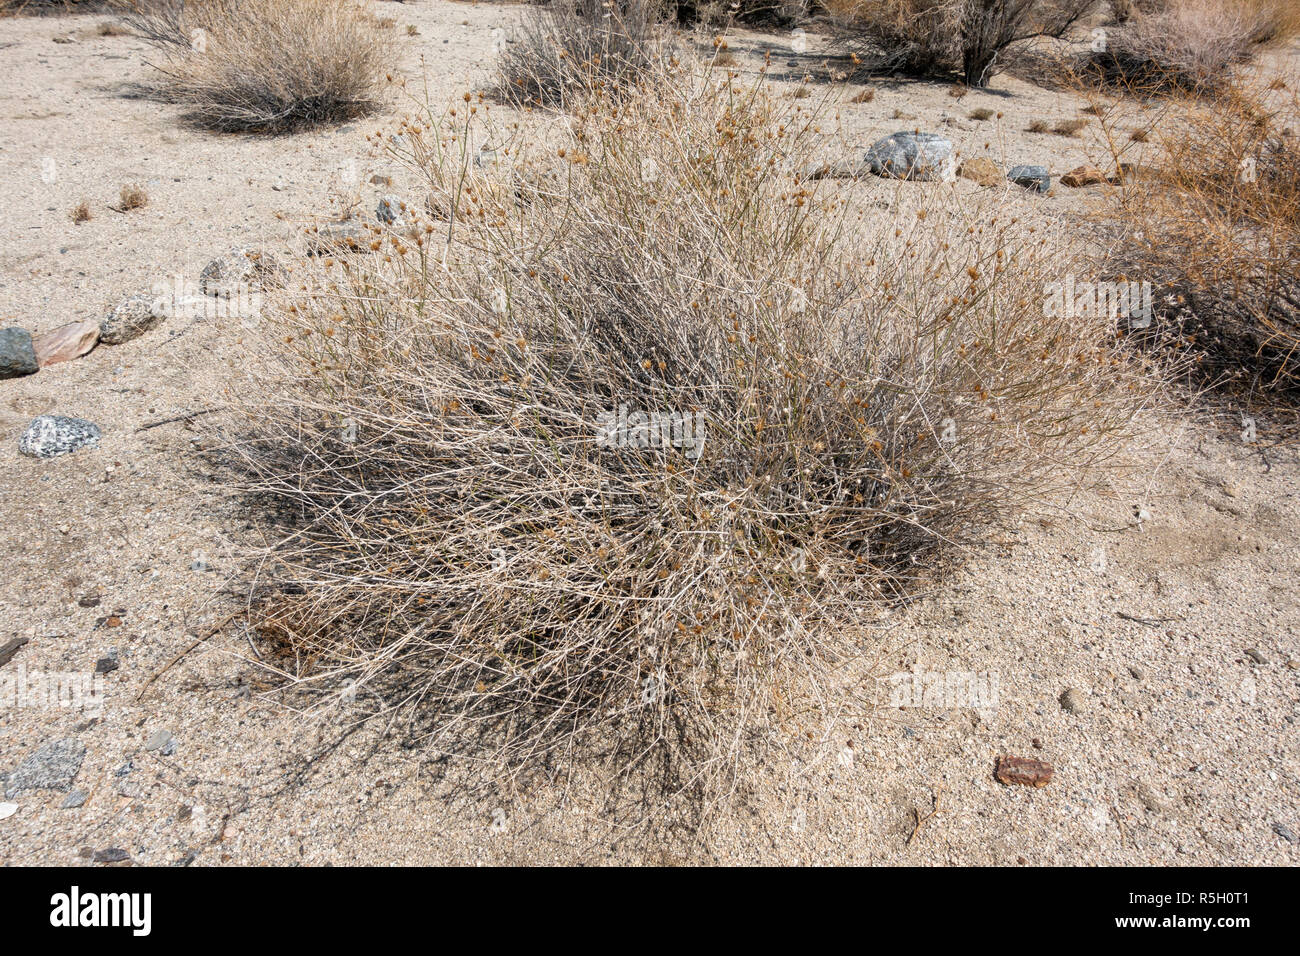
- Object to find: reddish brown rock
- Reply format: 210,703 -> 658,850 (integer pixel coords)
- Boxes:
32,321 -> 99,368
1060,165 -> 1107,188
995,755 -> 1054,787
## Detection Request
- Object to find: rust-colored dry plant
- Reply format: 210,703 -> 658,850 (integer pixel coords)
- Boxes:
217,65 -> 1161,816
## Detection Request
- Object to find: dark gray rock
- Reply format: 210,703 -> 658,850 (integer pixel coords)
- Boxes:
376,194 -> 405,226
61,788 -> 88,809
101,294 -> 166,345
1274,822 -> 1298,844
18,415 -> 101,459
865,132 -> 954,182
1008,164 -> 1051,194
4,738 -> 86,799
92,847 -> 130,863
0,328 -> 38,379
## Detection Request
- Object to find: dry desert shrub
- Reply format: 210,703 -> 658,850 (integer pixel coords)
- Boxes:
823,0 -> 1095,87
496,0 -> 672,109
217,67 -> 1160,813
118,183 -> 148,210
1085,0 -> 1299,96
1097,81 -> 1300,389
120,0 -> 388,132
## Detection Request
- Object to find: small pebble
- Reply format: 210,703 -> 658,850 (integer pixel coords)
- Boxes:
1059,687 -> 1086,714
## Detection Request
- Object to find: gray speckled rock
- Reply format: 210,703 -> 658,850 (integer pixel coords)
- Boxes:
1007,164 -> 1051,194
200,248 -> 286,298
101,294 -> 166,345
18,415 -> 101,459
0,327 -> 38,379
4,738 -> 86,799
61,788 -> 88,809
376,194 -> 405,226
866,131 -> 954,182
307,222 -> 365,257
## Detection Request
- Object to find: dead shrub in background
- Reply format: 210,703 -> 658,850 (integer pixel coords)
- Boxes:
823,0 -> 1096,87
120,0 -> 388,132
1097,82 -> 1300,389
218,66 -> 1158,815
1084,0 -> 1299,96
496,0 -> 672,109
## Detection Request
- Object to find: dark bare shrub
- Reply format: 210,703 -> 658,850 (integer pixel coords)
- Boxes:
825,0 -> 1096,87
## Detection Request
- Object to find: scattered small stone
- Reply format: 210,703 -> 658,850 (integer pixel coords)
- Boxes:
61,788 -> 88,809
1135,783 -> 1170,815
1059,687 -> 1086,714
1246,648 -> 1268,665
1031,737 -> 1043,749
1007,164 -> 1051,194
101,294 -> 166,345
995,755 -> 1054,788
18,415 -> 101,459
0,637 -> 29,667
92,847 -> 130,863
78,594 -> 101,608
94,655 -> 119,675
1273,822 -> 1298,844
4,738 -> 86,799
865,131 -> 954,182
958,157 -> 1002,187
1128,665 -> 1146,681
144,729 -> 174,754
32,321 -> 100,368
0,327 -> 39,379
1060,164 -> 1107,187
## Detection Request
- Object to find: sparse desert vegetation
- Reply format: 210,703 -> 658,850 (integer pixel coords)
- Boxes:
3,0 -> 1300,873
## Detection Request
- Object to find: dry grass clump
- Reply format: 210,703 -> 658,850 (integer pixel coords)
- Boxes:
1085,0 -> 1299,96
496,0 -> 671,109
121,0 -> 388,132
1052,116 -> 1088,136
824,0 -> 1095,87
1098,82 -> 1300,388
118,183 -> 148,210
219,66 -> 1157,811
969,106 -> 995,120
70,200 -> 92,223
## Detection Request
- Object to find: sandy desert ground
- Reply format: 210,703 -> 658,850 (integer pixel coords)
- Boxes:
0,2 -> 1297,865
